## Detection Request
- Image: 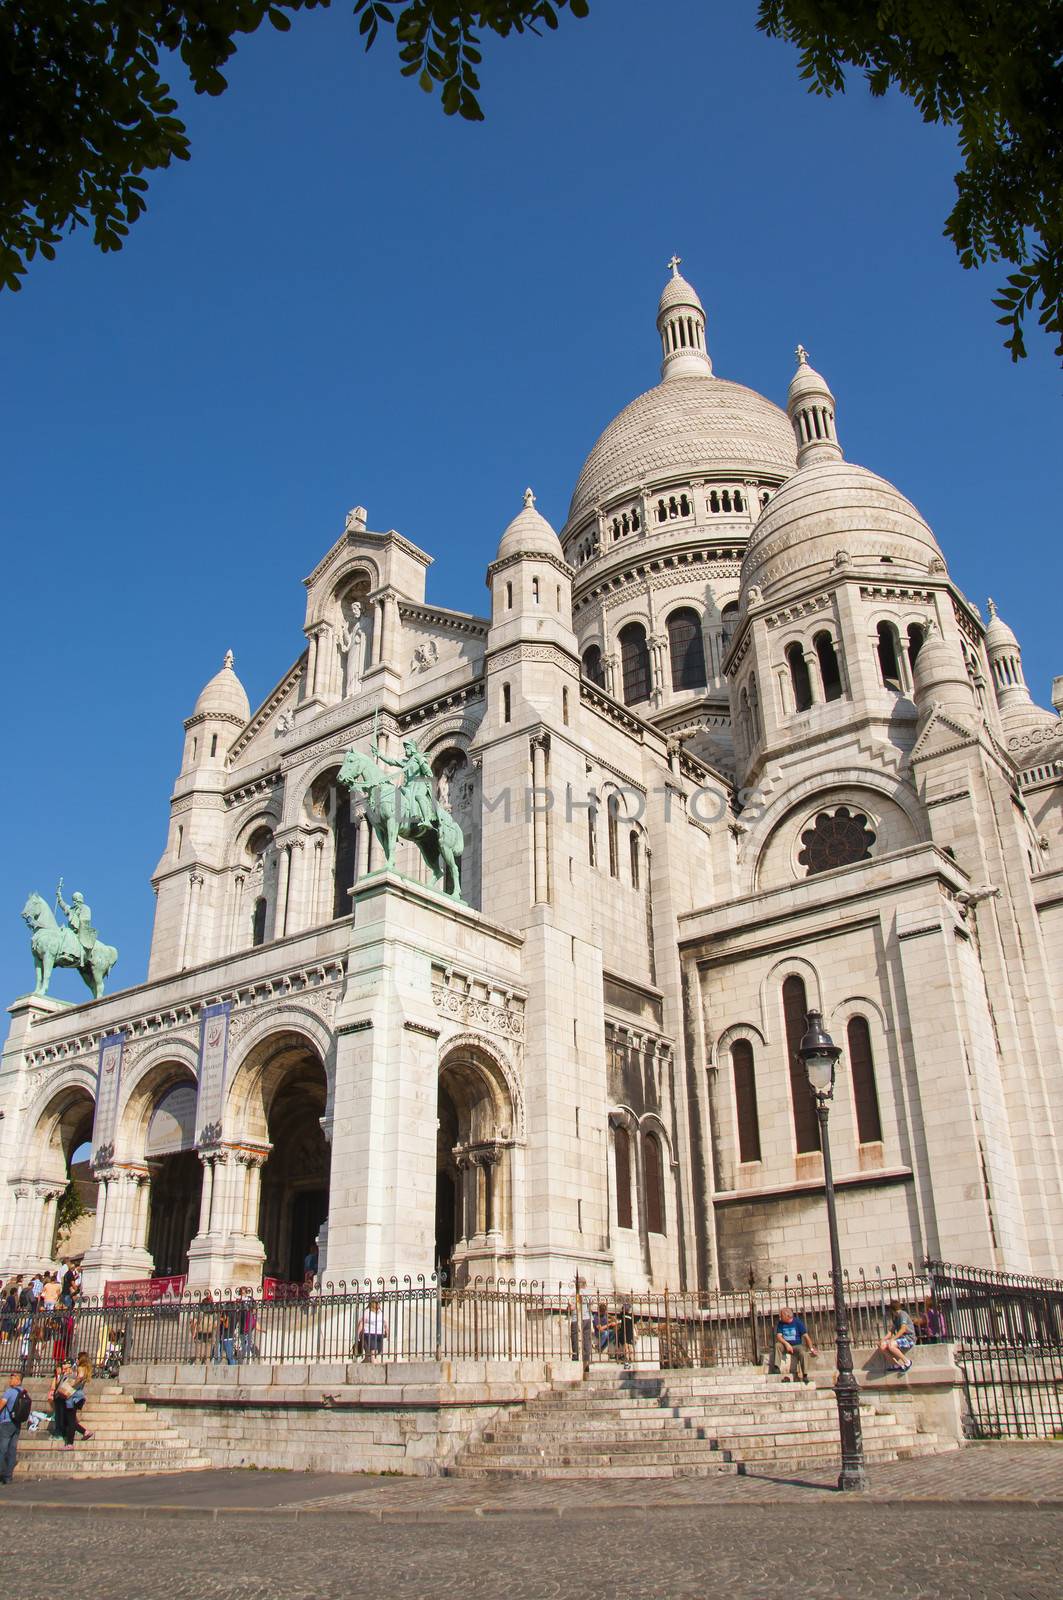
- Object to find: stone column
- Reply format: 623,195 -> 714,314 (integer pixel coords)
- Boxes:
275,845 -> 292,939
79,1166 -> 153,1293
36,1182 -> 63,1261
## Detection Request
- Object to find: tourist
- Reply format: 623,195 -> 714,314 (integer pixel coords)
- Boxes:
28,1272 -> 43,1309
39,1272 -> 61,1311
616,1295 -> 636,1364
567,1281 -> 593,1374
880,1300 -> 917,1373
0,1283 -> 18,1342
191,1295 -> 216,1364
48,1359 -> 74,1438
356,1297 -> 387,1362
61,1351 -> 94,1448
213,1296 -> 237,1366
775,1305 -> 818,1383
236,1289 -> 258,1363
915,1298 -> 947,1344
0,1370 -> 30,1483
593,1300 -> 617,1358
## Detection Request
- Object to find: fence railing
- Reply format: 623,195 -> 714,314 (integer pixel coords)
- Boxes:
927,1260 -> 1063,1439
0,1262 -> 934,1381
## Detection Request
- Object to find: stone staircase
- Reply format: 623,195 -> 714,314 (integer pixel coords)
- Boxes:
449,1366 -> 950,1480
17,1382 -> 212,1479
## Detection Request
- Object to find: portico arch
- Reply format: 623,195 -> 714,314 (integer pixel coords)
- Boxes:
437,1041 -> 517,1284
121,1057 -> 202,1278
227,1028 -> 330,1283
22,1077 -> 97,1264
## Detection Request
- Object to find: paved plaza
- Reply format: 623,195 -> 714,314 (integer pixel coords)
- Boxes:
2,1447 -> 1062,1598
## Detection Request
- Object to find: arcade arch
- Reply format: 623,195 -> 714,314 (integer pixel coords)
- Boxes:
121,1058 -> 202,1278
436,1044 -> 516,1284
25,1081 -> 97,1262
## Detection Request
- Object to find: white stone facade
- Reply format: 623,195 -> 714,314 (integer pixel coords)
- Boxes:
2,267 -> 1062,1295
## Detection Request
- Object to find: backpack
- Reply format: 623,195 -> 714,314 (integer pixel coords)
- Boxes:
10,1388 -> 31,1427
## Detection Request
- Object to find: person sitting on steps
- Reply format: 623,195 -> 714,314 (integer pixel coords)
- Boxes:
774,1305 -> 817,1384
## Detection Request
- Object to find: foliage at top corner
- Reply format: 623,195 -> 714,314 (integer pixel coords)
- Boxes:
2,1 -> 1062,366
756,0 -> 1063,363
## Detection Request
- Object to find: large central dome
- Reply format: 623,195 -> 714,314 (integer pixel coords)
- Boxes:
563,263 -> 797,533
565,375 -> 797,526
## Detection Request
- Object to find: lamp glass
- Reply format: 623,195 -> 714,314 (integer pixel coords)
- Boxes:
805,1051 -> 836,1098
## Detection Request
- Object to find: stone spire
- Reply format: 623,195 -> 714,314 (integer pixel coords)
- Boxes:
788,345 -> 842,468
657,257 -> 712,381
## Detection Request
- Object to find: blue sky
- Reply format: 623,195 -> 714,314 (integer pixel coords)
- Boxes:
1,0 -> 1059,1000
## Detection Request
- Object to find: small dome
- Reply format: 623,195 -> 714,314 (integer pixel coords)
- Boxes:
192,649 -> 250,724
984,598 -> 1020,653
741,459 -> 944,603
496,488 -> 564,561
911,625 -> 976,725
658,272 -> 704,316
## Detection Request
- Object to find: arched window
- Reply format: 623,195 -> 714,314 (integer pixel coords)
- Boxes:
907,622 -> 925,669
252,897 -> 268,948
782,975 -> 820,1153
581,644 -> 605,687
667,608 -> 707,690
607,793 -> 619,878
642,1131 -> 665,1234
532,576 -> 540,605
749,676 -> 761,741
587,804 -> 597,867
619,622 -> 651,705
505,581 -> 512,609
786,642 -> 813,712
562,685 -> 569,725
847,1015 -> 883,1144
731,1039 -> 761,1163
332,784 -> 358,919
814,631 -> 843,701
876,621 -> 902,690
614,1126 -> 633,1229
502,682 -> 511,723
720,602 -> 739,653
629,830 -> 640,890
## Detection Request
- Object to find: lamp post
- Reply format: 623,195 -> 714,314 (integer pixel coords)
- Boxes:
798,1009 -> 869,1493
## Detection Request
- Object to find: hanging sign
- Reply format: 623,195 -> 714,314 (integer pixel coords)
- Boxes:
195,1001 -> 231,1146
91,1031 -> 125,1165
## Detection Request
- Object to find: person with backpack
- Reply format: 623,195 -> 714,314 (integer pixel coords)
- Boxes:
0,1370 -> 32,1482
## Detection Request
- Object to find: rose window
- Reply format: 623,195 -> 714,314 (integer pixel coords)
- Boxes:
798,807 -> 876,876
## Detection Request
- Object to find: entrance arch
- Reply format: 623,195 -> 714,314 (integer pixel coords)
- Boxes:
122,1061 -> 203,1277
27,1081 -> 97,1263
230,1030 -> 331,1284
436,1045 -> 516,1284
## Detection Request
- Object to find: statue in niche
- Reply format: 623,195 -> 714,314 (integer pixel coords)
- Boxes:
337,598 -> 364,696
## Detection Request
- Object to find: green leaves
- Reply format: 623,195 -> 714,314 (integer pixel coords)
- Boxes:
757,0 -> 1063,362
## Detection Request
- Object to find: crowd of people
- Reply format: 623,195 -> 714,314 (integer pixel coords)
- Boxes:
773,1296 -> 949,1382
0,1263 -> 84,1367
0,1348 -> 94,1485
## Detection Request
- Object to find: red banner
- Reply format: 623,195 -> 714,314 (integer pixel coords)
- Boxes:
262,1277 -> 307,1302
103,1274 -> 187,1308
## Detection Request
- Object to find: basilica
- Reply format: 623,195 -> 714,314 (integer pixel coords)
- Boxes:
3,264 -> 1062,1295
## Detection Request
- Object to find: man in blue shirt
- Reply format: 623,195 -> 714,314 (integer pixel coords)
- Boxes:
775,1307 -> 818,1384
0,1371 -> 26,1484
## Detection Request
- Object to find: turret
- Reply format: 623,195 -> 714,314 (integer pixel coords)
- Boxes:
788,345 -> 842,468
984,598 -> 1058,740
657,256 -> 712,381
181,650 -> 250,775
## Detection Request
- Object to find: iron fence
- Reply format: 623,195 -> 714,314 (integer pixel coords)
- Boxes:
0,1262 -> 934,1381
927,1259 -> 1063,1439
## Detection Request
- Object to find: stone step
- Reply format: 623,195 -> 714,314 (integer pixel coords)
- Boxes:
451,1461 -> 741,1481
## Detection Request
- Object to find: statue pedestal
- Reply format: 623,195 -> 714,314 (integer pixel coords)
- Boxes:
5,992 -> 72,1045
324,872 -> 484,1286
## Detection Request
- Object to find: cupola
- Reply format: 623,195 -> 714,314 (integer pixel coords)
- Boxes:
657,256 -> 712,380
788,345 -> 842,467
984,598 -> 1059,740
183,649 -> 250,773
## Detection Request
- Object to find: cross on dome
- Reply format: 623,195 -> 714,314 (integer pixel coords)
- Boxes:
667,254 -> 682,277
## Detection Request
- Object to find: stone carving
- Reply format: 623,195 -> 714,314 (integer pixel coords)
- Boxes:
431,985 -> 525,1040
274,707 -> 296,737
21,885 -> 119,999
411,637 -> 439,673
338,729 -> 465,901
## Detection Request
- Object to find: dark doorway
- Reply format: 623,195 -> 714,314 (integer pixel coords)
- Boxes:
435,1083 -> 461,1283
147,1150 -> 203,1277
258,1053 -> 330,1284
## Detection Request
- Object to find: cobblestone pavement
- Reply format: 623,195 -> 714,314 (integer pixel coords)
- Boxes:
4,1504 -> 1061,1598
2,1443 -> 1062,1517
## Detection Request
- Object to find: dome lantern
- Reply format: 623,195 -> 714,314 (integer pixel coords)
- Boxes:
657,256 -> 712,381
788,345 -> 842,467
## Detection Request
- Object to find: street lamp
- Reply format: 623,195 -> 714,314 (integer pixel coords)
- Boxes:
798,1009 -> 869,1493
